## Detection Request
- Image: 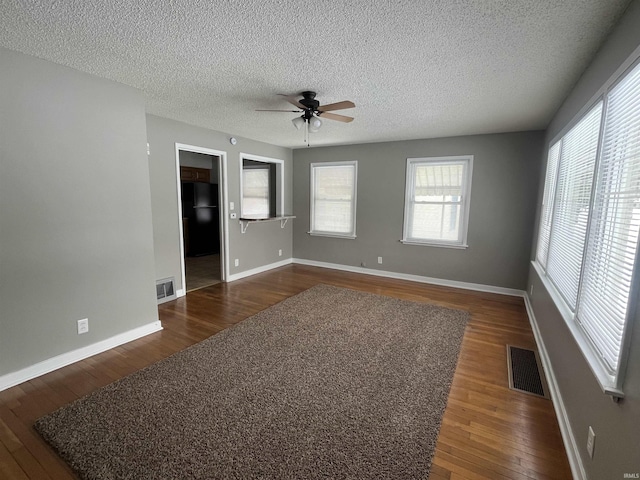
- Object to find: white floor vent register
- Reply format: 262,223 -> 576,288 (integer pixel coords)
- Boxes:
156,277 -> 176,304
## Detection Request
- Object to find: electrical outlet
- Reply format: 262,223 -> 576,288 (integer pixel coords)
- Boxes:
378,256 -> 383,264
234,259 -> 239,267
77,318 -> 89,335
230,202 -> 235,211
530,284 -> 534,296
278,249 -> 282,257
587,426 -> 596,458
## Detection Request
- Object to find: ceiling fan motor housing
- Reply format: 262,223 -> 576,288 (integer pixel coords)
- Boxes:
299,91 -> 320,111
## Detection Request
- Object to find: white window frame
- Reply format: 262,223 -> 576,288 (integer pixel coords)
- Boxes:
238,153 -> 284,219
401,155 -> 473,248
309,161 -> 358,239
533,54 -> 640,399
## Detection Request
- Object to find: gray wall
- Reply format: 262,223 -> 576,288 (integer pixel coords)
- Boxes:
146,115 -> 293,291
528,0 -> 640,477
0,48 -> 159,376
293,132 -> 543,290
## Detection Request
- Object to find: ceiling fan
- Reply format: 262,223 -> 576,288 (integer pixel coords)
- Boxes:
257,91 -> 355,144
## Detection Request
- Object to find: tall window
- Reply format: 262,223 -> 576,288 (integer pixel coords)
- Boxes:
402,156 -> 473,248
546,102 -> 602,310
535,142 -> 560,268
310,161 -> 357,238
535,60 -> 640,395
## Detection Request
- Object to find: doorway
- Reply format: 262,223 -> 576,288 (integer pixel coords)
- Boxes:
175,144 -> 228,294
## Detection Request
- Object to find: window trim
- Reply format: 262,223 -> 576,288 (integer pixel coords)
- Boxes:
309,161 -> 358,239
239,153 -> 284,218
401,155 -> 473,248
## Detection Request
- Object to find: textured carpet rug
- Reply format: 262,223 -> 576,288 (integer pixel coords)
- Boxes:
35,284 -> 469,479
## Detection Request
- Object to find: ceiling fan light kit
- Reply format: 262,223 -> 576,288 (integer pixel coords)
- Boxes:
257,91 -> 355,146
291,116 -> 305,130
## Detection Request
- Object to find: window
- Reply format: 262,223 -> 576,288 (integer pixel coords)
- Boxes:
546,102 -> 602,310
242,164 -> 270,217
310,161 -> 357,238
535,142 -> 560,268
240,155 -> 282,218
535,59 -> 640,397
402,156 -> 473,248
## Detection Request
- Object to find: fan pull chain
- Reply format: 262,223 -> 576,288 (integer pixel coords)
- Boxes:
305,120 -> 310,147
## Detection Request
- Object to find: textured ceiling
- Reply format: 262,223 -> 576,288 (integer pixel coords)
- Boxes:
0,0 -> 632,148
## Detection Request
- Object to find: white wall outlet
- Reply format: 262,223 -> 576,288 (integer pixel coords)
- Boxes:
146,143 -> 150,155
77,318 -> 89,335
230,212 -> 237,219
234,258 -> 239,267
378,256 -> 383,264
230,201 -> 235,211
278,249 -> 282,257
587,426 -> 596,458
530,284 -> 534,296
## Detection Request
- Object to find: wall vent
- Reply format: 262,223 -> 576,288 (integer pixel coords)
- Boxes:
156,277 -> 176,304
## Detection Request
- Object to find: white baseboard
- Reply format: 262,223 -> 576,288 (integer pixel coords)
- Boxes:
0,320 -> 163,393
293,258 -> 525,297
523,294 -> 585,480
227,258 -> 293,282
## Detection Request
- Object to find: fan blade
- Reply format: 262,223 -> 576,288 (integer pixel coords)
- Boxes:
256,109 -> 301,112
278,94 -> 306,110
317,100 -> 355,112
318,112 -> 354,123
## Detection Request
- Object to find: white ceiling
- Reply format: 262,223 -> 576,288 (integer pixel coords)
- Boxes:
0,0 -> 632,149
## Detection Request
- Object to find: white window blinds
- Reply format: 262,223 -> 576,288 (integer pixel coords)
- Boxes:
577,62 -> 640,374
310,162 -> 357,237
546,102 -> 603,310
242,168 -> 270,217
402,156 -> 473,247
536,142 -> 561,268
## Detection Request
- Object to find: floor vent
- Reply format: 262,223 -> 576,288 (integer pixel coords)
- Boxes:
156,277 -> 176,304
507,345 -> 549,398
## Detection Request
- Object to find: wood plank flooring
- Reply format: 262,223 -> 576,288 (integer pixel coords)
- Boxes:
0,264 -> 573,479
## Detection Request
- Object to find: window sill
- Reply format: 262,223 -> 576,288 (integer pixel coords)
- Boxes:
308,232 -> 356,240
400,239 -> 468,249
531,260 -> 624,400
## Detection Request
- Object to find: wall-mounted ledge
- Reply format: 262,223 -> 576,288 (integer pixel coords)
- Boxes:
239,215 -> 295,234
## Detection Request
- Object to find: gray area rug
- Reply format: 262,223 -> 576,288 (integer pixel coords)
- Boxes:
35,284 -> 469,479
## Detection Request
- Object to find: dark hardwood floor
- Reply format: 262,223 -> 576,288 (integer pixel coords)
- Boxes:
0,264 -> 573,479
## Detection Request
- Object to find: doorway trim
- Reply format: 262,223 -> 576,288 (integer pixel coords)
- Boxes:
174,143 -> 229,296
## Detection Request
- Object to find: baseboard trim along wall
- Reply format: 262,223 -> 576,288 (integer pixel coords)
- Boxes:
227,258 -> 294,282
0,320 -> 163,393
523,294 -> 586,480
293,258 -> 526,297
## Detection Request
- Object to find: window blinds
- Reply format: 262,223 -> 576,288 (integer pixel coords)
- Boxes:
546,102 -> 603,310
242,168 -> 270,216
577,62 -> 640,373
403,157 -> 471,246
536,142 -> 561,268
